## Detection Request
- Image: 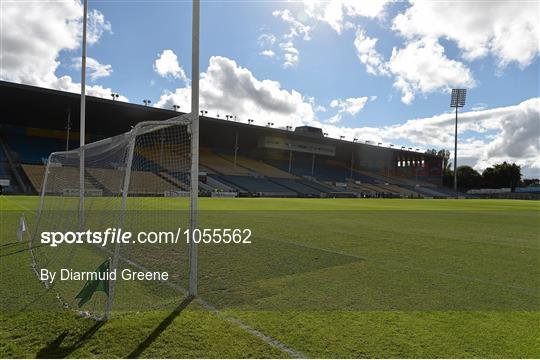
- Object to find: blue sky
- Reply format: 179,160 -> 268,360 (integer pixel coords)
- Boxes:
65,1 -> 539,124
1,0 -> 539,176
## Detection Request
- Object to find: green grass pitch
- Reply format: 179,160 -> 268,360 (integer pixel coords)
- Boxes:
1,196 -> 539,358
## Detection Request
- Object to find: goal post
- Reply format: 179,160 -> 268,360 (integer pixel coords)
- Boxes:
30,116 -> 195,320
189,0 -> 200,298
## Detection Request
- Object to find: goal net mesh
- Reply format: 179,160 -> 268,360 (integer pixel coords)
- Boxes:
29,117 -> 192,319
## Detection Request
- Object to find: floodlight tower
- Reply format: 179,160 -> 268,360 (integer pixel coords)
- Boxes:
450,88 -> 467,198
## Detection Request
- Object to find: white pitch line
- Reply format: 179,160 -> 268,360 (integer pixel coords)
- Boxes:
109,250 -> 307,359
1,195 -> 32,211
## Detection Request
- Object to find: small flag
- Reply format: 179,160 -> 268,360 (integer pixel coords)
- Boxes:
75,259 -> 110,308
16,215 -> 26,242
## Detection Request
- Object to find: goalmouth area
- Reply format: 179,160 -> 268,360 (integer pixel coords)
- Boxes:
1,196 -> 538,358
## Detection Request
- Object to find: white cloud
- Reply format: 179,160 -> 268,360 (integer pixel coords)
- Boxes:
156,56 -> 316,125
258,33 -> 277,47
270,10 -> 310,69
303,0 -> 391,33
87,9 -> 112,45
259,50 -> 276,58
330,97 -> 371,116
154,49 -> 188,83
50,75 -> 127,101
269,1 -> 391,68
353,27 -> 389,76
327,114 -> 342,124
471,103 -> 488,111
388,38 -> 475,104
0,0 -> 124,101
326,96 -> 374,124
279,41 -> 300,68
272,9 -> 311,41
392,1 -> 540,68
354,32 -> 475,104
72,57 -> 113,81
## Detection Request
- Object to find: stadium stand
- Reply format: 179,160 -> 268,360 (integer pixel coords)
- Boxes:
159,172 -> 190,191
1,82 -> 460,198
137,144 -> 190,173
85,168 -> 124,194
22,164 -> 98,194
86,168 -> 179,196
269,178 -> 322,197
129,170 -> 180,195
200,148 -> 251,176
217,175 -> 296,196
21,164 -> 46,193
4,130 -> 75,164
205,175 -> 238,192
265,158 -> 349,181
298,178 -> 336,193
220,154 -> 296,178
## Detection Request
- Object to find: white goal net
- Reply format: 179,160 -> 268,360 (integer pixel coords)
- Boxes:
29,117 -> 194,319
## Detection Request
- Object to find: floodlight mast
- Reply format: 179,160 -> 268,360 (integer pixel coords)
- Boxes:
450,88 -> 467,199
189,0 -> 200,297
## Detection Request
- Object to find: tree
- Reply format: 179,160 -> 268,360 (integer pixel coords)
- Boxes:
521,178 -> 540,187
456,165 -> 481,190
481,162 -> 522,191
437,149 -> 451,172
433,149 -> 453,187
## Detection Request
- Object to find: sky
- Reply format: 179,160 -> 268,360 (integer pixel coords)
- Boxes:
1,0 -> 539,177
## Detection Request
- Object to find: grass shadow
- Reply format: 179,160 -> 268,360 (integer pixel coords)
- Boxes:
127,295 -> 194,358
35,321 -> 104,358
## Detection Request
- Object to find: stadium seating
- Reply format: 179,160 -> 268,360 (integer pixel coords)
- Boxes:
136,144 -> 190,173
266,156 -> 353,181
21,164 -> 46,192
86,167 -> 178,196
5,134 -> 75,165
159,172 -> 190,191
206,175 -> 238,192
129,170 -> 180,195
85,168 -> 124,194
269,178 -> 322,196
220,154 -> 296,178
297,178 -> 335,193
22,164 -> 98,194
213,175 -> 296,196
200,148 -> 251,176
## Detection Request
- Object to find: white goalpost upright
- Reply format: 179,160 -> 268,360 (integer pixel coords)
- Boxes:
189,0 -> 200,298
79,0 -> 88,229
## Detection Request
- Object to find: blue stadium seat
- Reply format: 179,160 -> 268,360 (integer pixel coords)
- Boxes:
5,133 -> 77,164
216,175 -> 295,194
269,178 -> 321,196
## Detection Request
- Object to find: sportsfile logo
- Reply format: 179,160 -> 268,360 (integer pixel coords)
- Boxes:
41,228 -> 139,247
40,228 -> 252,247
